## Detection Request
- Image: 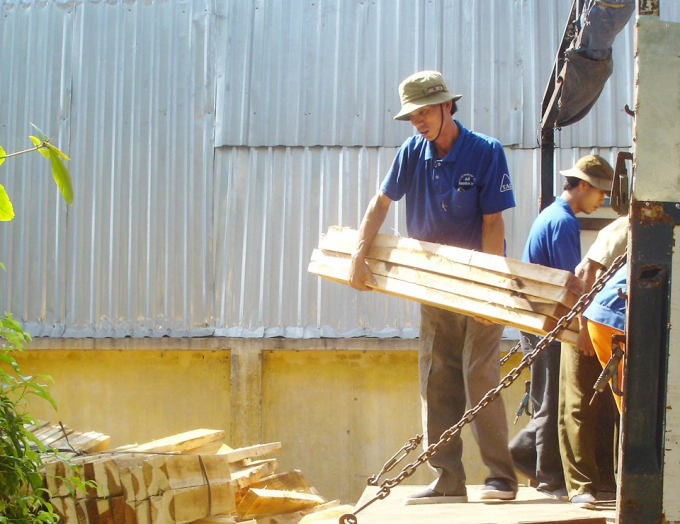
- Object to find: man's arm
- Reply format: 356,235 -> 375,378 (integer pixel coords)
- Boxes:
481,212 -> 505,256
348,191 -> 393,291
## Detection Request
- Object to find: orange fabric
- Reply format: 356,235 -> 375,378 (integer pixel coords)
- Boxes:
586,320 -> 625,413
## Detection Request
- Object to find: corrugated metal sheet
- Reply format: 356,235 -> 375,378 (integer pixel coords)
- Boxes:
0,0 -> 639,338
1,0 -> 216,337
215,0 -> 635,149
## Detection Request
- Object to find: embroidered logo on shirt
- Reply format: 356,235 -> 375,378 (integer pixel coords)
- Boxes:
500,173 -> 513,192
458,173 -> 475,190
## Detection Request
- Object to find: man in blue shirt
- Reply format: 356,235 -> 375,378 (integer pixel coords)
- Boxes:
348,70 -> 517,503
509,155 -> 614,508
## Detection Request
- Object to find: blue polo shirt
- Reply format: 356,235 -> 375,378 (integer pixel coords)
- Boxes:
583,263 -> 627,332
522,197 -> 581,273
380,120 -> 515,250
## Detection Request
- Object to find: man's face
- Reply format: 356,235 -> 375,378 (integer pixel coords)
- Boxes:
408,104 -> 443,141
579,181 -> 607,214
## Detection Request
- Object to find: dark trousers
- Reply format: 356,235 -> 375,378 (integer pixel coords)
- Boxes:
509,333 -> 565,491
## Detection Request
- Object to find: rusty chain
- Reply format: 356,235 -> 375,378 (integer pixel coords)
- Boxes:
339,252 -> 627,524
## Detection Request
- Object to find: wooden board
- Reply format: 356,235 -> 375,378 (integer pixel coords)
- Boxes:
160,481 -> 236,522
218,442 -> 282,464
128,428 -> 225,454
313,249 -> 574,322
309,250 -> 579,344
320,226 -> 584,305
236,488 -> 326,520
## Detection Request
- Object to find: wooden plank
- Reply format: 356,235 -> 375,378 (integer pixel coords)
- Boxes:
298,502 -> 356,524
314,249 -> 573,321
256,500 -> 343,524
142,455 -> 169,497
231,459 -> 277,493
248,469 -> 311,493
91,455 -> 123,498
184,440 -> 225,455
160,482 -> 236,522
130,429 -> 225,454
319,226 -> 584,305
219,442 -> 282,464
309,255 -> 579,344
73,431 -> 111,454
134,499 -> 151,524
51,496 -> 87,524
236,488 -> 325,520
161,453 -> 235,490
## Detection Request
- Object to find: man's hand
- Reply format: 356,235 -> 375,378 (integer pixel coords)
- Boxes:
575,257 -> 605,290
348,254 -> 377,291
576,315 -> 596,356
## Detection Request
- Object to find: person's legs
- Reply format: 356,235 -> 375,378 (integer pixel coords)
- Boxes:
417,305 -> 467,496
509,333 -> 540,482
532,341 -> 565,492
463,317 -> 517,493
558,343 -> 601,500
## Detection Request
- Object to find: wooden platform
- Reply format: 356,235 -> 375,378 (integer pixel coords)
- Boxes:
346,485 -> 616,524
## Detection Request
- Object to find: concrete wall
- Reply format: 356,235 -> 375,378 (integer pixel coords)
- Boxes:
16,338 -> 529,505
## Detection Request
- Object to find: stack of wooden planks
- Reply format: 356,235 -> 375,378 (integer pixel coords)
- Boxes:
39,426 -> 349,523
308,226 -> 585,344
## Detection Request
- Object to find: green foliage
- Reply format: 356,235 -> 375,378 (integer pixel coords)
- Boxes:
0,123 -> 74,221
0,313 -> 59,522
1,125 -> 77,522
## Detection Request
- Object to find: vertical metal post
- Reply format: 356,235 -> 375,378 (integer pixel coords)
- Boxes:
617,202 -> 673,523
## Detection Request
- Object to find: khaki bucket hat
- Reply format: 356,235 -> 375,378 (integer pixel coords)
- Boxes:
394,70 -> 462,121
560,154 -> 614,193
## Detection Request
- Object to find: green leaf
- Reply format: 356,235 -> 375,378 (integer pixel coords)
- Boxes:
29,136 -> 50,159
0,184 -> 15,221
45,142 -> 70,161
0,145 -> 5,167
47,148 -> 74,205
29,122 -> 48,142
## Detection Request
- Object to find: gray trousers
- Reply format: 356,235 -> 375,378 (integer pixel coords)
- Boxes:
508,333 -> 565,491
419,304 -> 518,494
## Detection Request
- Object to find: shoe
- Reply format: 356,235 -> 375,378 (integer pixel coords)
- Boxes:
570,493 -> 597,510
403,487 -> 468,505
480,479 -> 517,500
537,486 -> 568,501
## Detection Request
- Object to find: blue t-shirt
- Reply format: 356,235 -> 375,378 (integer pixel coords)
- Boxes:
522,197 -> 581,273
583,263 -> 627,332
380,120 -> 515,250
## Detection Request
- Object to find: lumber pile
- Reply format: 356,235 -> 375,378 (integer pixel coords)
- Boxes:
309,226 -> 585,344
38,426 -> 344,523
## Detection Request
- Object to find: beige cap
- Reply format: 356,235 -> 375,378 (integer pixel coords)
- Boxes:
560,155 -> 614,193
394,70 -> 462,121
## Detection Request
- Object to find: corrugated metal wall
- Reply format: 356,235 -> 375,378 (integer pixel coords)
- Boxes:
0,0 -> 636,338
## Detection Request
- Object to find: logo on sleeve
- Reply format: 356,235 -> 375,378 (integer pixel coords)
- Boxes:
457,173 -> 475,190
500,173 -> 513,192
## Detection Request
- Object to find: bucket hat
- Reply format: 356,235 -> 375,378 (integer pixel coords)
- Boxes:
560,155 -> 614,193
394,71 -> 462,121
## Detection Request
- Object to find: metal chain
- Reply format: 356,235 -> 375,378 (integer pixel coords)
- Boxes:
500,340 -> 522,366
339,252 -> 627,524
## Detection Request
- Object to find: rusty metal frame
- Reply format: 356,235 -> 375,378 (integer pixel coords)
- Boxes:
617,200 -> 675,523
